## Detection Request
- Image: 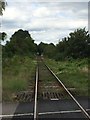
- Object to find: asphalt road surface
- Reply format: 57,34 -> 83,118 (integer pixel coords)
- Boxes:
2,97 -> 90,120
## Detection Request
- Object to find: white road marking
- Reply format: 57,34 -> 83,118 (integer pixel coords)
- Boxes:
38,109 -> 90,115
1,109 -> 90,118
50,98 -> 59,100
0,113 -> 33,118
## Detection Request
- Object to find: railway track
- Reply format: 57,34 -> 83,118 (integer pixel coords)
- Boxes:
33,58 -> 90,119
2,57 -> 90,119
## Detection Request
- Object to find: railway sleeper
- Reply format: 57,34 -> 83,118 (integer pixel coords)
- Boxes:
40,92 -> 68,100
15,92 -> 34,102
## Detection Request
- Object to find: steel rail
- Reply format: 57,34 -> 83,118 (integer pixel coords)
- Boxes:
33,66 -> 38,120
45,64 -> 90,119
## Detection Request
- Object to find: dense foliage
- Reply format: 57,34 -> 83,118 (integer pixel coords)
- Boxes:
37,42 -> 56,58
55,28 -> 89,60
2,28 -> 89,60
37,28 -> 89,60
2,29 -> 37,58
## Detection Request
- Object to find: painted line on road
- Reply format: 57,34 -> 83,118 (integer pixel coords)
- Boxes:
1,109 -> 90,118
38,109 -> 90,115
0,113 -> 33,118
50,98 -> 59,101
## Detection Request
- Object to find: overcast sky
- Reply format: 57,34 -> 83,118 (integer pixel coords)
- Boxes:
1,0 -> 89,45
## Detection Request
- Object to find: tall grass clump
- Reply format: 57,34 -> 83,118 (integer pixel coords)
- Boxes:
2,55 -> 37,102
45,58 -> 88,96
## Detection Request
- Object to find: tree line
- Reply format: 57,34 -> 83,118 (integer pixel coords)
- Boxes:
37,28 -> 89,60
0,28 -> 89,61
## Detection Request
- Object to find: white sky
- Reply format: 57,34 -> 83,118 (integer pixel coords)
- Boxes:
1,0 -> 89,45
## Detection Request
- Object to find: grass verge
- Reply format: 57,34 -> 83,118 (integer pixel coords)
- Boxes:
45,58 -> 88,97
2,55 -> 37,102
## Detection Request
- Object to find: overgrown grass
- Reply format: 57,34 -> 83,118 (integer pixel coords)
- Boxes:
2,55 -> 37,102
45,58 -> 88,96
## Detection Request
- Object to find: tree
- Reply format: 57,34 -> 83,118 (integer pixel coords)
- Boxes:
55,37 -> 68,60
44,43 -> 56,58
37,42 -> 48,55
67,28 -> 89,58
55,28 -> 89,60
0,0 -> 6,15
0,32 -> 7,41
37,42 -> 56,58
0,32 -> 7,45
3,29 -> 37,57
